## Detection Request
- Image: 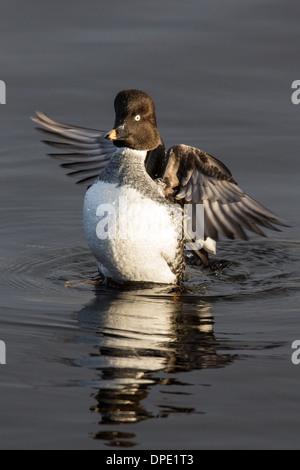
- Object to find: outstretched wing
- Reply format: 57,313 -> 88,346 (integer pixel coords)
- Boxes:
163,144 -> 287,247
31,112 -> 116,186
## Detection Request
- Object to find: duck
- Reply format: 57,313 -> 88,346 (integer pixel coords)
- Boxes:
32,89 -> 286,284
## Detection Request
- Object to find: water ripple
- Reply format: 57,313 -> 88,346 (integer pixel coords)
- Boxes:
0,239 -> 299,302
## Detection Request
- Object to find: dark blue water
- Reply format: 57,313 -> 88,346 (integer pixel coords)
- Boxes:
0,0 -> 299,449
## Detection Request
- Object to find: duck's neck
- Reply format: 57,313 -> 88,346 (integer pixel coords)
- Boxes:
99,147 -> 148,184
98,147 -> 166,200
115,147 -> 148,183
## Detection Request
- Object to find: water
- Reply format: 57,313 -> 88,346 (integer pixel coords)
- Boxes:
0,0 -> 300,450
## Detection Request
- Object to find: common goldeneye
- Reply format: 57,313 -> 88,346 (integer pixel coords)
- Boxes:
32,89 -> 286,284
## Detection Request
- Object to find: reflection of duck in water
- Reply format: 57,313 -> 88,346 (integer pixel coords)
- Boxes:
33,89 -> 286,285
76,288 -> 237,446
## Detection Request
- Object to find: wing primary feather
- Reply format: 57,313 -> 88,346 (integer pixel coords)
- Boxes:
228,202 -> 267,237
32,111 -> 116,186
218,203 -> 248,240
48,153 -> 111,162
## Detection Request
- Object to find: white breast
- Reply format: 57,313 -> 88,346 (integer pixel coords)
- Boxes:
83,181 -> 181,284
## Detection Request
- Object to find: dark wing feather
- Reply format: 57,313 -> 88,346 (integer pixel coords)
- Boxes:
144,144 -> 167,180
31,112 -> 115,186
163,144 -> 287,243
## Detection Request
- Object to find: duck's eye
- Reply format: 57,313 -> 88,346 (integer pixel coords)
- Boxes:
134,114 -> 141,121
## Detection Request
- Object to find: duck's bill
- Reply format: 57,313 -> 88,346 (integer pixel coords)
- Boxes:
104,129 -> 117,140
105,123 -> 129,141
